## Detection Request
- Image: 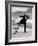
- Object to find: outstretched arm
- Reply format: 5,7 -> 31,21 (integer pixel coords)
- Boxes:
19,16 -> 24,17
19,15 -> 29,19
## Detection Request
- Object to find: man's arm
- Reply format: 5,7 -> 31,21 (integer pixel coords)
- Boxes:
19,16 -> 24,17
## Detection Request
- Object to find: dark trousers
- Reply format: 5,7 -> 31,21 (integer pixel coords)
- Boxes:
24,21 -> 26,32
24,24 -> 26,32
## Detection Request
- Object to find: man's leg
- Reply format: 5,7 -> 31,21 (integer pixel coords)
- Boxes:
24,20 -> 26,32
24,24 -> 26,32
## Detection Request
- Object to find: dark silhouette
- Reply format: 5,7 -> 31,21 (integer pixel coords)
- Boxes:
17,15 -> 29,32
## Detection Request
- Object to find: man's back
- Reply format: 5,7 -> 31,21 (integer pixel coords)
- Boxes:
18,15 -> 29,24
